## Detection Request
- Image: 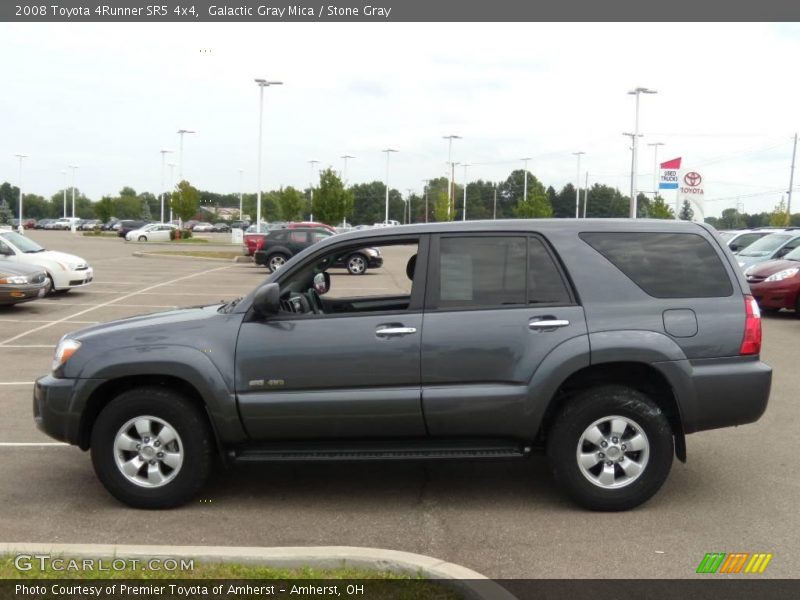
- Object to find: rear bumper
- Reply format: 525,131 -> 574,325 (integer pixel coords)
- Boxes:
656,357 -> 771,434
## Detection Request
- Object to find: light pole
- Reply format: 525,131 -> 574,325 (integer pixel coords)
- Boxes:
382,149 -> 398,224
308,159 -> 320,221
521,157 -> 532,205
238,169 -> 244,220
461,163 -> 471,221
422,179 -> 430,223
61,170 -> 67,218
14,154 -> 28,234
623,133 -> 643,216
176,129 -> 195,182
167,162 -> 176,222
254,79 -> 283,232
159,149 -> 174,223
572,152 -> 585,218
340,154 -> 355,183
648,142 -> 665,197
68,165 -> 79,231
443,135 -> 461,217
406,189 -> 414,224
628,87 -> 657,218
493,182 -> 498,220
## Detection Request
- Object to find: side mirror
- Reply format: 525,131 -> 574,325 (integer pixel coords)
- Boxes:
253,283 -> 280,316
775,247 -> 790,258
313,271 -> 330,295
729,243 -> 739,252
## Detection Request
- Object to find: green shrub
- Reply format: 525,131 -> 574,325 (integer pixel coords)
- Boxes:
169,228 -> 193,240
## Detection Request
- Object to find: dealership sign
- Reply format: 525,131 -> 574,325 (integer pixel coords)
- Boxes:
679,169 -> 704,201
659,157 -> 681,190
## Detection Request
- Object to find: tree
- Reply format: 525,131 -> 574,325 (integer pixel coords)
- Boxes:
769,198 -> 791,227
433,190 -> 452,222
119,186 -> 137,197
140,198 -> 152,221
311,168 -> 353,225
0,198 -> 12,224
279,186 -> 305,221
95,197 -> 114,223
170,180 -> 200,222
679,199 -> 694,221
719,208 -> 746,230
650,196 -> 675,219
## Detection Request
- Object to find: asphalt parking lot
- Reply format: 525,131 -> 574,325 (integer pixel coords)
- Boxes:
0,230 -> 798,578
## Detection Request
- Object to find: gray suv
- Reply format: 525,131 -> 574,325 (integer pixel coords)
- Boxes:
34,220 -> 771,511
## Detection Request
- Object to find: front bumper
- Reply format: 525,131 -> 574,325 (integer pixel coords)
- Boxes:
56,267 -> 93,290
34,375 -> 104,448
0,283 -> 48,305
749,281 -> 799,310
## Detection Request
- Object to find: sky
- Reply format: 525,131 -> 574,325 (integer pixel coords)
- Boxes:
2,22 -> 800,218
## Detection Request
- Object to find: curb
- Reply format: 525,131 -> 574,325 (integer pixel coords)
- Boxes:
0,544 -> 515,600
132,252 -> 252,264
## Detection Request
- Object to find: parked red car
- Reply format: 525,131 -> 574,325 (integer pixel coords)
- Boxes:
746,247 -> 800,314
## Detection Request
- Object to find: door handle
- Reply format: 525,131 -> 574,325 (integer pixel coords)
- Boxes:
376,326 -> 417,337
529,319 -> 570,330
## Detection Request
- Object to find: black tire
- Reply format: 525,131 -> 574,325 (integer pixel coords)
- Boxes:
90,387 -> 212,509
46,274 -> 56,296
138,235 -> 147,242
346,253 -> 368,275
546,385 -> 673,511
266,253 -> 289,273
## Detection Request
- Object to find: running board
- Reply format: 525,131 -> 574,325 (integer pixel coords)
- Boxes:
231,439 -> 531,463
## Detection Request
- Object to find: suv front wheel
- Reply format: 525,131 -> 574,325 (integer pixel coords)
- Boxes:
547,385 -> 673,511
90,387 -> 212,509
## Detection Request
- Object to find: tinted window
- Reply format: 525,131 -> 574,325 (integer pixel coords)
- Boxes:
528,238 -> 572,304
290,231 -> 308,243
269,230 -> 288,242
731,233 -> 763,249
580,232 -> 733,298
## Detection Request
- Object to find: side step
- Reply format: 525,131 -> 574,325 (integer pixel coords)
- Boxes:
231,439 -> 531,463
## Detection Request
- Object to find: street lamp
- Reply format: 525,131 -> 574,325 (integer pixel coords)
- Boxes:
159,149 -> 174,223
254,79 -> 283,232
521,157 -> 532,206
461,163 -> 471,221
176,129 -> 195,182
627,87 -> 657,218
167,162 -> 176,222
14,154 -> 28,234
648,142 -> 665,196
308,159 -> 320,221
68,165 -> 79,231
340,155 -> 355,184
238,169 -> 244,221
382,148 -> 398,224
623,133 -> 643,215
422,179 -> 431,223
61,170 -> 67,219
443,135 -> 461,217
572,152 -> 585,218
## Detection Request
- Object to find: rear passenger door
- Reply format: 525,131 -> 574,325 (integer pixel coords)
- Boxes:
420,233 -> 587,438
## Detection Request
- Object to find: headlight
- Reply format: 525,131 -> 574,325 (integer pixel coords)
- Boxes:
52,338 -> 81,374
0,275 -> 27,284
765,268 -> 800,282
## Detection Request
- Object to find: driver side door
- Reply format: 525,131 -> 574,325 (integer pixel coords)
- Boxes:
235,236 -> 428,441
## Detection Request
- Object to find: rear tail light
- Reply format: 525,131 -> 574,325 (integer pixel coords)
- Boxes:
739,294 -> 762,355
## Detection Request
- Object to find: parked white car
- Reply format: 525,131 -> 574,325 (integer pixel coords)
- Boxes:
125,223 -> 178,242
50,217 -> 81,230
0,231 -> 93,292
192,222 -> 216,232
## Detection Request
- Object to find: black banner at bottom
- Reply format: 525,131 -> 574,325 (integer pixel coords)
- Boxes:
3,579 -> 800,600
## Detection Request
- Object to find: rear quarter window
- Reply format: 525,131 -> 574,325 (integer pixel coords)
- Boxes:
580,232 -> 733,298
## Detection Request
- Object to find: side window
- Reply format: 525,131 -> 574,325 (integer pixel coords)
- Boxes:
580,232 -> 733,298
312,231 -> 332,243
437,236 -> 527,309
528,237 -> 572,304
271,231 -> 288,242
0,239 -> 11,255
290,231 -> 308,243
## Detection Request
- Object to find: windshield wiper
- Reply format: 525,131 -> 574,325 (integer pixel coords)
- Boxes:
24,249 -> 46,253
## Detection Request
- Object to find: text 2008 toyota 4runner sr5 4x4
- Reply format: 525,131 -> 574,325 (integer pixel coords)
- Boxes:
34,220 -> 771,510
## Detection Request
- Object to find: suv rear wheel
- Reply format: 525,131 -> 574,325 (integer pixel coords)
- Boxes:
90,387 -> 212,509
547,385 -> 673,511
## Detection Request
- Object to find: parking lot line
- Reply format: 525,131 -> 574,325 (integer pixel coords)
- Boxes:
0,345 -> 55,348
0,319 -> 100,324
0,382 -> 35,386
0,265 -> 233,346
35,303 -> 179,308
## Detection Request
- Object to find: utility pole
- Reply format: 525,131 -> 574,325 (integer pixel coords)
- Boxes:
422,179 -> 430,223
521,158 -> 531,208
382,149 -> 398,224
572,152 -> 585,218
648,142 -> 665,197
493,183 -> 498,220
583,172 -> 589,218
461,163 -> 470,221
788,133 -> 797,216
341,154 -> 355,184
61,170 -> 67,219
627,87 -> 657,218
308,159 -> 319,221
443,135 -> 461,218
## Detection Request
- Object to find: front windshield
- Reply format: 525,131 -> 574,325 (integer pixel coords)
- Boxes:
0,232 -> 44,253
738,234 -> 791,256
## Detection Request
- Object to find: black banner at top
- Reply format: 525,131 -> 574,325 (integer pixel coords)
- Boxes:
4,0 -> 800,22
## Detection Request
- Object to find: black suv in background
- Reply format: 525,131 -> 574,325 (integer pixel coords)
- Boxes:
116,220 -> 148,238
254,227 -> 383,274
34,220 -> 770,510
